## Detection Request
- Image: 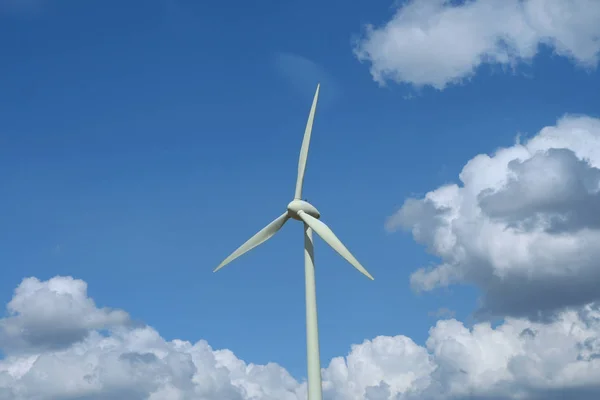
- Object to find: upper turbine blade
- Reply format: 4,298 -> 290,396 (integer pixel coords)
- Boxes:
214,212 -> 289,272
294,84 -> 320,200
298,211 -> 374,280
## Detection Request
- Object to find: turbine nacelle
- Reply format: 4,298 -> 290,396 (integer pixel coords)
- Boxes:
287,199 -> 320,220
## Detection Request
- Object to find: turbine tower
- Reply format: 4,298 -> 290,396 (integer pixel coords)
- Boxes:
214,84 -> 374,400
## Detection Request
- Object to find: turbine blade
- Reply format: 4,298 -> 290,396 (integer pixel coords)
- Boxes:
298,211 -> 374,280
214,212 -> 289,272
294,84 -> 320,200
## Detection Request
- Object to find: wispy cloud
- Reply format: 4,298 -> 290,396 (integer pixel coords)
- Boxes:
428,307 -> 455,318
273,52 -> 341,109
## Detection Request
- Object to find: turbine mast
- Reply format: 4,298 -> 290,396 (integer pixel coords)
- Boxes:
304,224 -> 323,400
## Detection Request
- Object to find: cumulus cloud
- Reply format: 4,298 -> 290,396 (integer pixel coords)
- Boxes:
0,276 -> 129,354
387,115 -> 600,319
354,0 -> 600,89
0,276 -> 305,400
1,276 -> 600,399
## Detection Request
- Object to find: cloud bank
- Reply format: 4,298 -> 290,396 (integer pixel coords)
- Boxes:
387,115 -> 600,319
1,276 -> 600,399
354,0 -> 600,89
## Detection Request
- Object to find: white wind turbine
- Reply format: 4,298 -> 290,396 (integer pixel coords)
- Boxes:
214,84 -> 374,400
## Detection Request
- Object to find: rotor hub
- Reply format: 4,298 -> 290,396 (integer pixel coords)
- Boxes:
287,199 -> 321,220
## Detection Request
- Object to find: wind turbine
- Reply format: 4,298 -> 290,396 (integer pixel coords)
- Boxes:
214,84 -> 374,400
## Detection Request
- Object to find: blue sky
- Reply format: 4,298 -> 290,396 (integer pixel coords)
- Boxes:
2,0 -> 600,398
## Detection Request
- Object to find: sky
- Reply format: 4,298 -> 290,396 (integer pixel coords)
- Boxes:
1,0 -> 600,398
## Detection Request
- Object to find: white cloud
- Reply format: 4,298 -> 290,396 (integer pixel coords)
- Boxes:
387,115 -> 600,319
0,276 -> 305,400
0,276 -> 129,354
353,0 -> 600,89
1,276 -> 600,399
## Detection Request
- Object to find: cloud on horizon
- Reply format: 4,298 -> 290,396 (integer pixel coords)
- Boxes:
2,276 -> 600,399
353,0 -> 600,89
